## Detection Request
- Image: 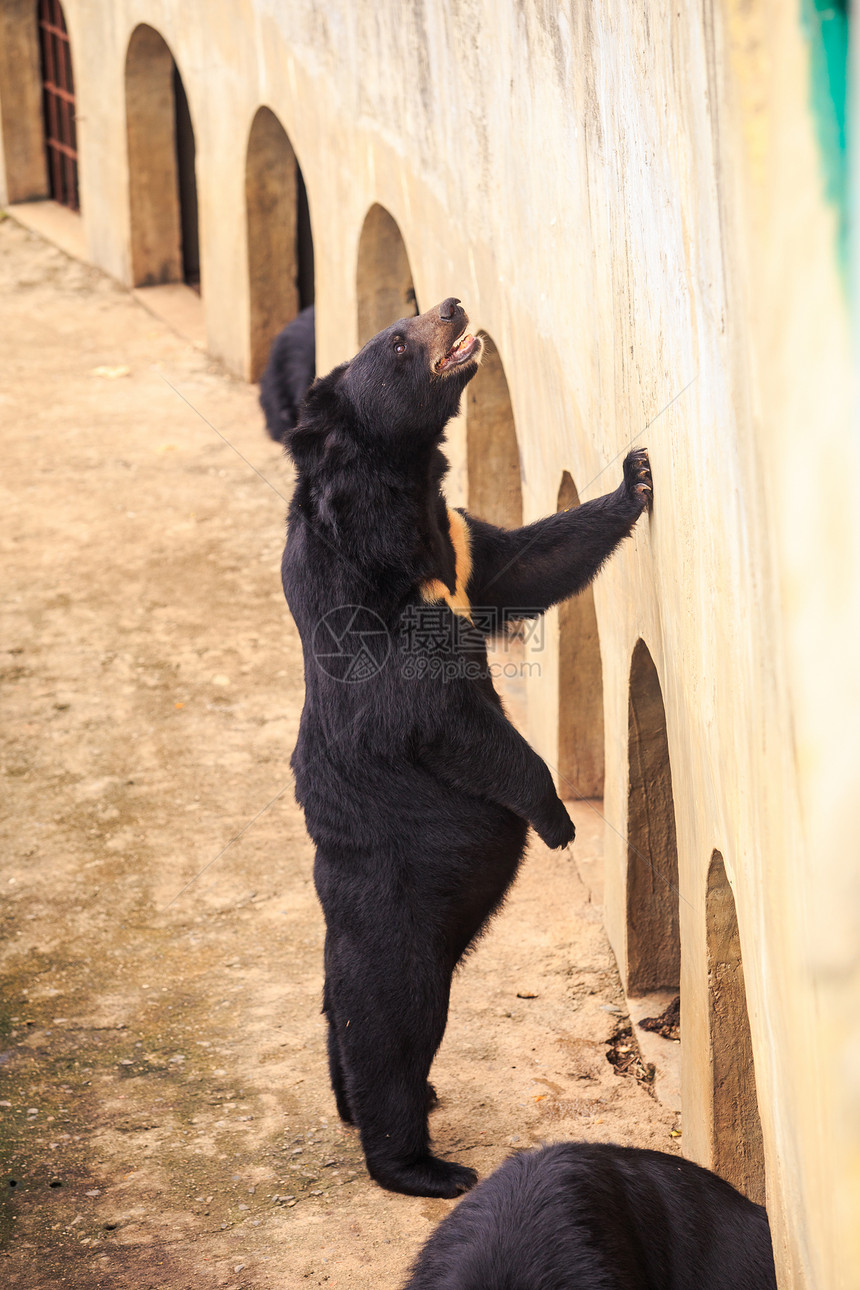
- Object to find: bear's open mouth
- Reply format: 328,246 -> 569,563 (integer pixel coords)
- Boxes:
435,333 -> 481,374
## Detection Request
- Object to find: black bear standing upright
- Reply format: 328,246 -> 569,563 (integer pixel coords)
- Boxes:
260,304 -> 316,442
403,1142 -> 777,1290
281,299 -> 652,1198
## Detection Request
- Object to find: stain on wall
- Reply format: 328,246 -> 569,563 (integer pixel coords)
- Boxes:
801,0 -> 849,271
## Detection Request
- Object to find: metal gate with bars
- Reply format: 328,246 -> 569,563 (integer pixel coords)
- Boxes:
38,0 -> 79,211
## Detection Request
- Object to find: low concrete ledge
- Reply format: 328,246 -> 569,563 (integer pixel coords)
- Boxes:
567,801 -> 682,1115
6,199 -> 87,263
132,283 -> 207,351
6,203 -> 208,355
627,991 -> 682,1113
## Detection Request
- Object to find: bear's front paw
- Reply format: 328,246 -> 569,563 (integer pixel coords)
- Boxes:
533,798 -> 576,850
623,448 -> 653,512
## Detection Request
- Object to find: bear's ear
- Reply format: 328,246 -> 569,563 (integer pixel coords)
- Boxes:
284,362 -> 350,467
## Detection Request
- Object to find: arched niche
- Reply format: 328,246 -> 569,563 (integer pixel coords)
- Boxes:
356,204 -> 417,346
125,25 -> 199,289
466,334 -> 522,528
0,0 -> 50,204
245,106 -> 315,381
557,471 -> 604,800
707,850 -> 766,1203
626,639 -> 680,994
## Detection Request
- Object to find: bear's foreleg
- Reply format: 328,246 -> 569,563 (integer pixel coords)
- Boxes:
463,448 -> 652,618
421,685 -> 574,850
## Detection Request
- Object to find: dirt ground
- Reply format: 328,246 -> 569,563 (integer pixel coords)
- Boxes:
0,218 -> 678,1290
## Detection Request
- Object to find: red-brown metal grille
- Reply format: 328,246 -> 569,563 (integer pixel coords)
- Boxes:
38,0 -> 79,212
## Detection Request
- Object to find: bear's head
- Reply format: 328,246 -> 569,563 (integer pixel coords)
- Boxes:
287,299 -> 482,469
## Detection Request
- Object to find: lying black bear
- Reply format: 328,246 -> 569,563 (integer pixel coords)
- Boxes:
260,304 -> 316,442
281,299 -> 652,1198
404,1142 -> 777,1289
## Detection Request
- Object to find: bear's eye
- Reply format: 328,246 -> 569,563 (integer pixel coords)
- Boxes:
393,340 -> 406,354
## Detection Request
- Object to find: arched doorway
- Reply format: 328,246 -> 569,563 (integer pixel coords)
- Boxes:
356,204 -> 417,346
125,25 -> 199,290
37,0 -> 78,211
172,66 -> 198,288
465,336 -> 525,725
465,335 -> 522,529
245,106 -> 315,381
626,639 -> 680,994
707,851 -> 766,1203
557,471 -> 604,801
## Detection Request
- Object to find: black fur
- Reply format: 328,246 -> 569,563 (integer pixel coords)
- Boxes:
404,1142 -> 777,1290
260,304 -> 316,441
281,299 -> 652,1198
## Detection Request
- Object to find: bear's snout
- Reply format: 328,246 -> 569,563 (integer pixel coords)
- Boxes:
439,297 -> 462,321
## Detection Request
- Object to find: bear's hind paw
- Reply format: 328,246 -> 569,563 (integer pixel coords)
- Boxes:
371,1154 -> 478,1198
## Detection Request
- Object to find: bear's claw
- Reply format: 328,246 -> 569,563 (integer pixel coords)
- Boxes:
623,447 -> 653,512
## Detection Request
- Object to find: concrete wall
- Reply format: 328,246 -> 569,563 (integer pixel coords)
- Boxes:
2,3 -> 858,1286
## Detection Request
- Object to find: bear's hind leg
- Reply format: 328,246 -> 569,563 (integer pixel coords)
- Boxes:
326,1015 -> 354,1124
357,1074 -> 477,1199
327,940 -> 476,1199
323,976 -> 354,1124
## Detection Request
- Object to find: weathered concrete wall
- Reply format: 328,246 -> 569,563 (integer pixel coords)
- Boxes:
2,3 -> 858,1286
